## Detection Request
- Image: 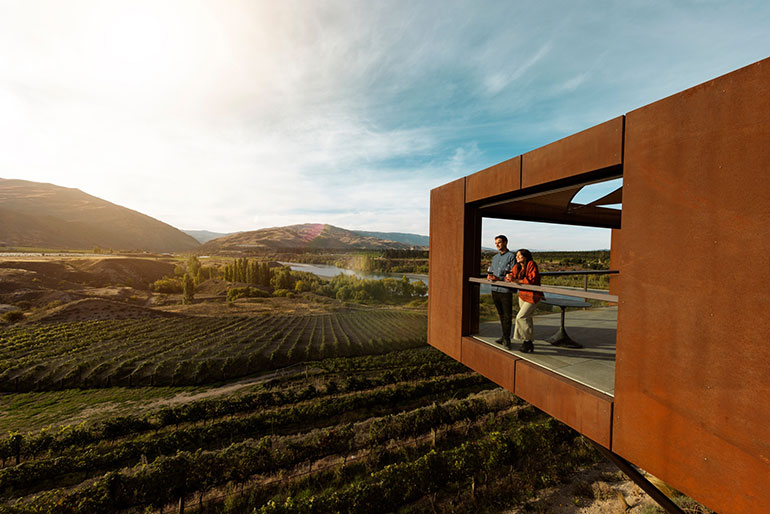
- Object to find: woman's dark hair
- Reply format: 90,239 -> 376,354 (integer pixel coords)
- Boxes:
516,248 -> 534,262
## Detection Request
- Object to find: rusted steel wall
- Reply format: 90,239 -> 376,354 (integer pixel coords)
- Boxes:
465,155 -> 521,203
428,178 -> 466,360
609,228 -> 620,296
461,337 -> 516,390
521,116 -> 624,189
515,361 -> 613,448
459,336 -> 614,447
464,208 -> 482,336
615,57 -> 770,514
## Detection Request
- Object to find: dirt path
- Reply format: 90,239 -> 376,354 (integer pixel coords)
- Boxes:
141,363 -> 312,409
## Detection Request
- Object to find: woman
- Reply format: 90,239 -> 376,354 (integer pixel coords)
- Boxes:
506,249 -> 543,353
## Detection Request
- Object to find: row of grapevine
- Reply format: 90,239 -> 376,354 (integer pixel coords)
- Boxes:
0,373 -> 491,493
1,403 -> 593,513
0,316 -> 611,514
0,387 -> 510,500
0,311 -> 427,391
0,352 -> 464,469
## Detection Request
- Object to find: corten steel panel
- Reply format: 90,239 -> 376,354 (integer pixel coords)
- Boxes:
609,228 -> 620,296
515,360 -> 613,448
465,209 -> 482,336
465,156 -> 521,203
521,116 -> 624,189
428,178 -> 466,361
481,199 -> 621,228
615,57 -> 770,514
461,337 -> 516,391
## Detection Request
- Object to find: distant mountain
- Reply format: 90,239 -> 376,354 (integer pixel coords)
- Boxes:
0,178 -> 200,253
353,231 -> 428,248
183,229 -> 232,244
200,223 -> 415,254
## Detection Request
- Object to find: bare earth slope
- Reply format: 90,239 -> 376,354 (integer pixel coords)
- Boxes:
200,223 -> 413,254
0,257 -> 175,288
0,257 -> 176,308
0,178 -> 200,252
30,298 -> 183,323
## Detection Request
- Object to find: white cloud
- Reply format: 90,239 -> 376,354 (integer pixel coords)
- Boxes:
1,0 -> 769,248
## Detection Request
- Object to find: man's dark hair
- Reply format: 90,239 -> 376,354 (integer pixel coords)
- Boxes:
495,235 -> 508,243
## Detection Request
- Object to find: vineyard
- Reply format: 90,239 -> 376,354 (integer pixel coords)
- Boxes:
0,348 -> 602,513
0,310 -> 426,392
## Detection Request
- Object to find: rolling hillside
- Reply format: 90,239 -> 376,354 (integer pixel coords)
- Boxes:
0,178 -> 200,253
353,230 -> 429,247
200,223 -> 415,253
183,229 -> 232,243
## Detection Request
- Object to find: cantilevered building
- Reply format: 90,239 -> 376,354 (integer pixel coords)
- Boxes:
428,56 -> 770,514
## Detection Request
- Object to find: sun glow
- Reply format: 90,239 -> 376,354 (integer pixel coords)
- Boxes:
79,1 -> 245,109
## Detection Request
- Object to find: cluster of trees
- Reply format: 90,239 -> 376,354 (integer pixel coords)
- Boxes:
222,258 -> 272,286
150,255 -> 216,302
319,274 -> 427,303
264,250 -> 429,274
334,250 -> 428,274
217,258 -> 427,304
534,250 -> 610,269
148,256 -> 427,305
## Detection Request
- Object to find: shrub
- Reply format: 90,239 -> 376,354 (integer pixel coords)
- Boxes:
2,310 -> 24,323
272,289 -> 292,298
227,287 -> 270,301
294,280 -> 312,293
45,299 -> 63,309
151,277 -> 183,294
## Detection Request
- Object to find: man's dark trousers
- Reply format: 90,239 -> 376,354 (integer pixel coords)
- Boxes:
491,290 -> 513,340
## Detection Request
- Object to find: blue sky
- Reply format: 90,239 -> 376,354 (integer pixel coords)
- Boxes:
1,1 -> 769,249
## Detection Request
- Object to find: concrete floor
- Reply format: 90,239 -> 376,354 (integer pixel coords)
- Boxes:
474,306 -> 617,396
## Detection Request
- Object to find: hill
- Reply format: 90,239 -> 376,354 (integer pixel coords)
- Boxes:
199,223 -> 414,254
183,229 -> 232,243
0,178 -> 200,253
353,230 -> 429,248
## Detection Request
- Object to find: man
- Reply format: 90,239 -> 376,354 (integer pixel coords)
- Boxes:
486,235 -> 516,348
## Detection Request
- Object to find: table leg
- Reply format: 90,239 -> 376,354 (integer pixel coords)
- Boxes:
546,306 -> 583,348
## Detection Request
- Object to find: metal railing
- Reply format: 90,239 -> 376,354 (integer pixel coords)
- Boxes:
541,269 -> 619,292
469,269 -> 619,302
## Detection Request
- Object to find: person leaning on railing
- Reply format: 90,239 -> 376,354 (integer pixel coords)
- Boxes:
486,234 -> 516,349
505,248 -> 543,353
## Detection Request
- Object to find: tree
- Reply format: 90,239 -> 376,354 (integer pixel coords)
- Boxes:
399,276 -> 413,297
270,268 -> 295,291
182,274 -> 195,304
187,255 -> 201,277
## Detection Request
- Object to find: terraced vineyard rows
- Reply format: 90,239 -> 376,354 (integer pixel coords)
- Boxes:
0,348 -> 599,514
0,311 -> 426,391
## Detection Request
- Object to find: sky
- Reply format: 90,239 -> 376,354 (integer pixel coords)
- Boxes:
1,1 -> 769,250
